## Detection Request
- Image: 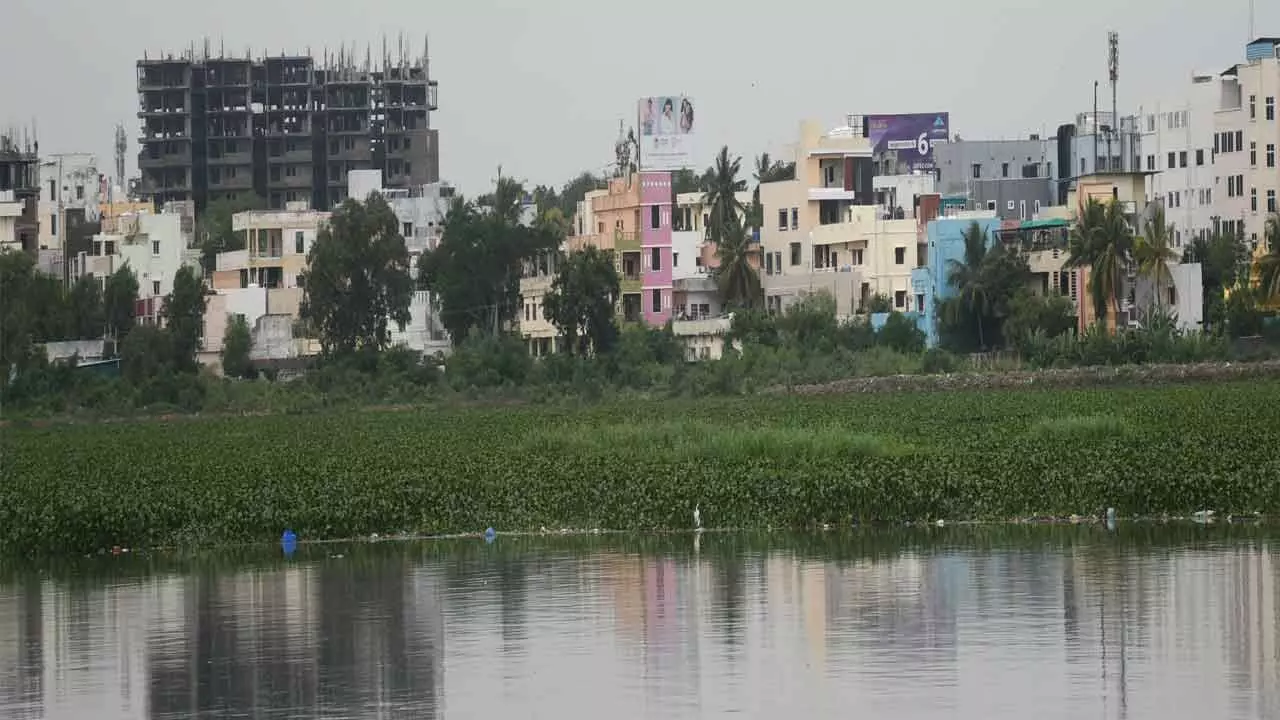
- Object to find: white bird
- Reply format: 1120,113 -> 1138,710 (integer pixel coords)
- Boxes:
693,504 -> 702,532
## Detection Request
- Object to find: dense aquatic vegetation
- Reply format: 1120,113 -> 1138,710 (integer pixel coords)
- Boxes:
4,380 -> 1280,556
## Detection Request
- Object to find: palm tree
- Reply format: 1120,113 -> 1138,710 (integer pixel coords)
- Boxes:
945,221 -> 993,348
1067,198 -> 1134,331
703,146 -> 747,246
1134,204 -> 1180,315
1255,214 -> 1280,300
714,217 -> 763,309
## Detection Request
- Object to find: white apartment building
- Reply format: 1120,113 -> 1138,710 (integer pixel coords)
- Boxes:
38,153 -> 101,252
759,119 -> 926,318
1215,37 -> 1280,250
75,210 -> 190,323
1139,73 -> 1222,246
0,190 -> 21,251
670,189 -> 751,320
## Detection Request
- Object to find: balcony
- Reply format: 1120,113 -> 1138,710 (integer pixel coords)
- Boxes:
672,315 -> 732,337
808,187 -> 861,202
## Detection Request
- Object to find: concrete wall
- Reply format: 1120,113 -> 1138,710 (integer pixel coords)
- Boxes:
936,138 -> 1057,195
915,215 -> 1002,346
970,178 -> 1055,221
1138,73 -> 1222,247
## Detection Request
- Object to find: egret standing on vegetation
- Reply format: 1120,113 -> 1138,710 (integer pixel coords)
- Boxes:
694,504 -> 702,532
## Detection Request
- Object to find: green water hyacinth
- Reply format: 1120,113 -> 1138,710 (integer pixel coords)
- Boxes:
3,380 -> 1280,557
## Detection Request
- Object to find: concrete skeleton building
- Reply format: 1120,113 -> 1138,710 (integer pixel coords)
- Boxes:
136,38 -> 439,215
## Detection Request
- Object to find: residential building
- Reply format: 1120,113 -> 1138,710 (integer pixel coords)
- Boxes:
136,41 -> 439,214
202,204 -> 325,366
670,189 -> 753,321
519,250 -> 561,356
1054,111 -> 1143,204
75,209 -> 190,324
1214,37 -> 1280,251
0,132 -> 39,253
936,136 -> 1058,221
759,119 -> 925,317
1138,72 -> 1222,246
563,174 -> 647,323
38,153 -> 102,252
910,213 -> 1002,347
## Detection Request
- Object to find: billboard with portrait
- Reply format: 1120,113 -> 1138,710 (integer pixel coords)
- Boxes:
637,96 -> 695,171
863,113 -> 950,173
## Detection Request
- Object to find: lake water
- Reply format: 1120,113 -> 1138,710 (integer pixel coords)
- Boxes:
1,525 -> 1279,719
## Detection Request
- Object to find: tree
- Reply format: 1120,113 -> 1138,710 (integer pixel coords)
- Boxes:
1,250 -> 41,375
714,218 -> 762,309
1134,205 -> 1180,315
196,194 -> 266,275
103,265 -> 139,340
1254,214 -> 1280,301
1066,198 -> 1134,331
542,246 -> 621,355
163,265 -> 208,372
702,146 -> 747,246
120,324 -> 172,384
67,275 -> 105,339
221,314 -> 254,379
946,221 -> 995,349
420,183 -> 561,345
1004,291 -> 1077,344
1184,227 -> 1248,328
300,193 -> 414,356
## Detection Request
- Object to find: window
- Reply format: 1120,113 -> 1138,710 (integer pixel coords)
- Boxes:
1270,190 -> 1278,214
152,240 -> 160,256
774,251 -> 781,271
295,231 -> 304,254
893,290 -> 907,309
1179,151 -> 1188,168
850,248 -> 864,265
75,185 -> 84,201
1251,142 -> 1257,166
789,242 -> 801,266
1146,154 -> 1155,170
894,247 -> 906,265
650,247 -> 661,272
1019,200 -> 1027,220
1034,199 -> 1042,215
47,180 -> 55,200
778,209 -> 787,230
1268,97 -> 1276,121
764,252 -> 773,275
1235,130 -> 1243,150
1215,134 -> 1220,153
1001,162 -> 1009,178
790,208 -> 798,230
672,252 -> 679,268
971,163 -> 981,179
824,165 -> 835,186
1167,151 -> 1176,169
1268,144 -> 1276,168
1250,95 -> 1257,119
49,214 -> 56,236
650,205 -> 660,229
1196,149 -> 1205,166
651,289 -> 662,313
152,280 -> 161,296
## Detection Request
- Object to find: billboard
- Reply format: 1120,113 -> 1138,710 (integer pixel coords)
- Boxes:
637,96 -> 695,171
864,113 -> 950,173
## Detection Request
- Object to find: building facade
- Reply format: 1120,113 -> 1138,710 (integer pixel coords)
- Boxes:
759,119 -> 925,318
38,153 -> 102,252
136,43 -> 439,214
1214,37 -> 1280,250
75,209 -> 191,324
0,133 -> 39,252
936,137 -> 1058,221
1138,73 -> 1222,247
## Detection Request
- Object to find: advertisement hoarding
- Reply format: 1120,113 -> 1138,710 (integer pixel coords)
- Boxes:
637,96 -> 695,171
863,113 -> 950,173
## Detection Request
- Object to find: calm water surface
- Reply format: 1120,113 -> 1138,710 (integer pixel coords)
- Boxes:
2,525 -> 1279,719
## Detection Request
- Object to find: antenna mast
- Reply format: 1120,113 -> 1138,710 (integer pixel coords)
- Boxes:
1107,31 -> 1119,171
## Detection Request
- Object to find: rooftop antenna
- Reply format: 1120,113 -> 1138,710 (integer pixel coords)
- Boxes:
1249,0 -> 1255,41
1107,30 -> 1119,170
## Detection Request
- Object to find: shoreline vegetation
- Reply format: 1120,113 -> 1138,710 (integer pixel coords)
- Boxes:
5,379 -> 1280,557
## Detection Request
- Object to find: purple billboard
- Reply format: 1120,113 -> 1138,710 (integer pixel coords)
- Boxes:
864,113 -> 950,173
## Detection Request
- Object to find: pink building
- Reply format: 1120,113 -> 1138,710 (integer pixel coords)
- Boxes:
639,171 -> 673,326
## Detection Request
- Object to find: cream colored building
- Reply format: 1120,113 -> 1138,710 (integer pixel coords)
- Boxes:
1214,38 -> 1280,249
759,119 -> 927,317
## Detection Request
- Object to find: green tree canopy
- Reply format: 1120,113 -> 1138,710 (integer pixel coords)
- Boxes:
221,314 -> 254,379
163,265 -> 208,372
196,194 -> 266,275
104,265 -> 139,340
543,246 -> 621,356
300,193 -> 414,355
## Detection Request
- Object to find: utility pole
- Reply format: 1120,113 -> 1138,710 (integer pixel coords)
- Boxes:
1108,31 -> 1119,172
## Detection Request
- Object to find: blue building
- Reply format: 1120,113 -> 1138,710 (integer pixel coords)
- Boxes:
910,216 -> 1002,347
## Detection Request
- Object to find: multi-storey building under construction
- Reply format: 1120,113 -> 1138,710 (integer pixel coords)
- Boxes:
136,37 -> 439,214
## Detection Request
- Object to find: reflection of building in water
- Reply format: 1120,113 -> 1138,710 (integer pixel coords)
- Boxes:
0,583 -> 44,719
598,554 -> 646,645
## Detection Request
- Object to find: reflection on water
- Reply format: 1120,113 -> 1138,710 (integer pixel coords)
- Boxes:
1,526 -> 1279,719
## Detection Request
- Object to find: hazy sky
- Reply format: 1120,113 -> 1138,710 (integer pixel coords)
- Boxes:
4,0 -> 1276,195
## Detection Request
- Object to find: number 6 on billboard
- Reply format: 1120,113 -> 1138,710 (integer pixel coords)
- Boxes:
917,133 -> 931,155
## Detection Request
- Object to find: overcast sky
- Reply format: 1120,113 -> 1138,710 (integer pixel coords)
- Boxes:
4,0 -> 1276,195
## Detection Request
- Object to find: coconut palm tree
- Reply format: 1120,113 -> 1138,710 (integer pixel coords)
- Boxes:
945,221 -> 994,348
703,146 -> 748,246
714,216 -> 763,309
1067,198 -> 1134,331
1255,214 -> 1280,300
1134,204 -> 1180,315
